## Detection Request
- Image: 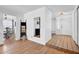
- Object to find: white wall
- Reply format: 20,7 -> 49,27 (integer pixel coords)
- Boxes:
15,17 -> 20,40
24,7 -> 52,45
72,6 -> 79,45
0,12 -> 4,44
45,8 -> 52,43
78,7 -> 79,45
72,6 -> 78,44
51,17 -> 56,33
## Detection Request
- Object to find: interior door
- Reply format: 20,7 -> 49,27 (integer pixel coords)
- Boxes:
60,15 -> 72,35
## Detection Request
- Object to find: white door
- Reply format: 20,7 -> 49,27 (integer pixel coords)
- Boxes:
61,16 -> 72,35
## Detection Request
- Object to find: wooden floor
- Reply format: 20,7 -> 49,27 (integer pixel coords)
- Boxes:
47,35 -> 79,53
0,39 -> 78,54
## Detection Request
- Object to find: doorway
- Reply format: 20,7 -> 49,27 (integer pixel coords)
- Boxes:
3,19 -> 16,44
20,22 -> 27,40
3,20 -> 14,39
56,15 -> 72,35
34,17 -> 40,38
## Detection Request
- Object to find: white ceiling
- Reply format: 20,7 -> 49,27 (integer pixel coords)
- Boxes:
0,5 -> 75,16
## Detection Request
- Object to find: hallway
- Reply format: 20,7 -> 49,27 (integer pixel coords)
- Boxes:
47,35 -> 79,53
